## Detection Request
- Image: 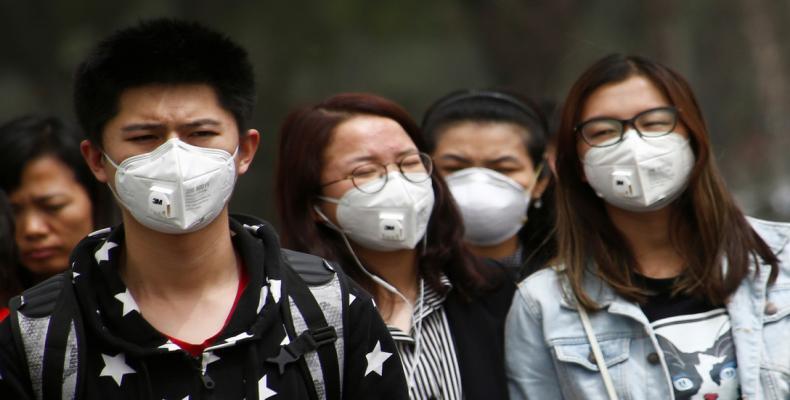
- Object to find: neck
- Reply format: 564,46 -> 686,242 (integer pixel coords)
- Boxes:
119,211 -> 239,296
468,234 -> 520,260
606,204 -> 685,279
354,245 -> 420,305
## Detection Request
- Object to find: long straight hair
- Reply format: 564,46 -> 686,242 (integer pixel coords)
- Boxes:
555,54 -> 779,310
275,93 -> 499,302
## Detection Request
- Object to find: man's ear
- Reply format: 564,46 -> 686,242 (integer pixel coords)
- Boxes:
80,140 -> 110,183
236,129 -> 260,175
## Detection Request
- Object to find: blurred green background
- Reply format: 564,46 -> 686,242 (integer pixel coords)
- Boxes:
2,0 -> 789,226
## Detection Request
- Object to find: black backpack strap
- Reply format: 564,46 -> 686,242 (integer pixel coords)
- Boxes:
9,272 -> 82,400
234,214 -> 346,400
273,257 -> 342,400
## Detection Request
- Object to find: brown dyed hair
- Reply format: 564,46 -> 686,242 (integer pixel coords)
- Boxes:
555,54 -> 779,310
276,92 -> 499,302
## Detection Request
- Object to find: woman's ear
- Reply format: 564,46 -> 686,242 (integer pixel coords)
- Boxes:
531,173 -> 551,200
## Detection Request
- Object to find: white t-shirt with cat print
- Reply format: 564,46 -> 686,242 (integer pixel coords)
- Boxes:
652,309 -> 739,400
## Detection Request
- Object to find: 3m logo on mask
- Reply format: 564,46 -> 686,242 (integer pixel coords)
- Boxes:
378,212 -> 405,241
148,186 -> 174,218
612,170 -> 638,198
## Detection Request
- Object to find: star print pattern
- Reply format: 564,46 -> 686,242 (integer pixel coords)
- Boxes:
364,340 -> 392,377
269,279 -> 281,303
94,240 -> 118,264
17,219 -> 410,399
158,340 -> 181,352
258,375 -> 277,399
257,285 -> 269,313
99,352 -> 136,386
201,352 -> 220,374
223,332 -> 253,345
114,289 -> 139,316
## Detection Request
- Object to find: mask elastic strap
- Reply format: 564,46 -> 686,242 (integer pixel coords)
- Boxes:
312,205 -> 412,307
103,153 -> 121,169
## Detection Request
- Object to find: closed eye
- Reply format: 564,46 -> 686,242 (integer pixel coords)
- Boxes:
127,134 -> 158,142
191,130 -> 219,137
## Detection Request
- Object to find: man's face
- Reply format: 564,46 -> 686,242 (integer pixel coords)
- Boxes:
82,83 -> 258,190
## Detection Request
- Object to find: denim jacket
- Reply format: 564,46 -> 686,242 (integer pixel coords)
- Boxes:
505,217 -> 790,400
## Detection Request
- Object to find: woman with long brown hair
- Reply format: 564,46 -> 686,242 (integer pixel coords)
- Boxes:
505,54 -> 789,400
276,93 -> 514,400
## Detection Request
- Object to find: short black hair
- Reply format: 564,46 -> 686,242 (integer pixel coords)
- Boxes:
421,89 -> 549,168
0,115 -> 119,228
74,18 -> 256,145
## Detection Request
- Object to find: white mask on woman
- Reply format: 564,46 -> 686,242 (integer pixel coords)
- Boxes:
582,130 -> 694,212
105,138 -> 237,234
319,172 -> 435,252
445,167 -> 531,246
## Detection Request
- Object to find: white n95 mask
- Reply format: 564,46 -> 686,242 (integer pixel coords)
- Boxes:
319,172 -> 435,252
582,130 -> 694,212
445,167 -> 530,246
105,138 -> 237,234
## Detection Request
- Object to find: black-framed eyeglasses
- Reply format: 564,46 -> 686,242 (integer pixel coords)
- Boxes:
321,152 -> 434,194
575,106 -> 679,148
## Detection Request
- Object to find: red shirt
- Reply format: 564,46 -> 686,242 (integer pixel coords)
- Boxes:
0,307 -> 8,322
165,266 -> 249,357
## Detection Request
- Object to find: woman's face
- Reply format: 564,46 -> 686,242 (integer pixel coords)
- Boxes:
577,75 -> 689,159
318,115 -> 421,224
432,121 -> 537,188
9,155 -> 94,277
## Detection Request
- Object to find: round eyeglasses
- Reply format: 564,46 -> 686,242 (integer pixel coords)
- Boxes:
575,106 -> 679,147
321,152 -> 434,193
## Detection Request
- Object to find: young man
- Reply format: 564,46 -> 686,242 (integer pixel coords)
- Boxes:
0,19 -> 407,399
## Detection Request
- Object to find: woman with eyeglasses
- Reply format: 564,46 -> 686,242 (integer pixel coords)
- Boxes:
422,90 -> 556,280
505,54 -> 789,400
276,93 -> 515,400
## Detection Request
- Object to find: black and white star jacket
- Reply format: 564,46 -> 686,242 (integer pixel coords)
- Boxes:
0,218 -> 408,399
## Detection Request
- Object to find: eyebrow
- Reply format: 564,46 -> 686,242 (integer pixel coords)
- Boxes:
121,123 -> 164,132
487,155 -> 521,164
120,118 -> 222,132
438,154 -> 472,163
347,149 -> 419,164
178,119 -> 222,129
16,193 -> 69,207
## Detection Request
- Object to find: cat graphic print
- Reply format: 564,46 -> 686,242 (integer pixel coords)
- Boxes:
653,309 -> 739,400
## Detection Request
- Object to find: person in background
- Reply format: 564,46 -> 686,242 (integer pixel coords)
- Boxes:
505,54 -> 789,400
422,90 -> 556,280
276,92 -> 515,400
0,115 -> 118,288
0,189 -> 20,313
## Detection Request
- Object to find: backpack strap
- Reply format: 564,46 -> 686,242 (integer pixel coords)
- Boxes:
234,215 -> 345,400
9,272 -> 83,400
270,250 -> 344,400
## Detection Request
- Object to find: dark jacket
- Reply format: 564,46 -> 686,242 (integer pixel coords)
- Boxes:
0,218 -> 408,399
445,274 -> 516,400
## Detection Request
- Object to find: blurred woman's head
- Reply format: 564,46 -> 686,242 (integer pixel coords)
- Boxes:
0,116 -> 115,280
555,54 -> 777,308
276,93 -> 494,298
421,90 -> 555,274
